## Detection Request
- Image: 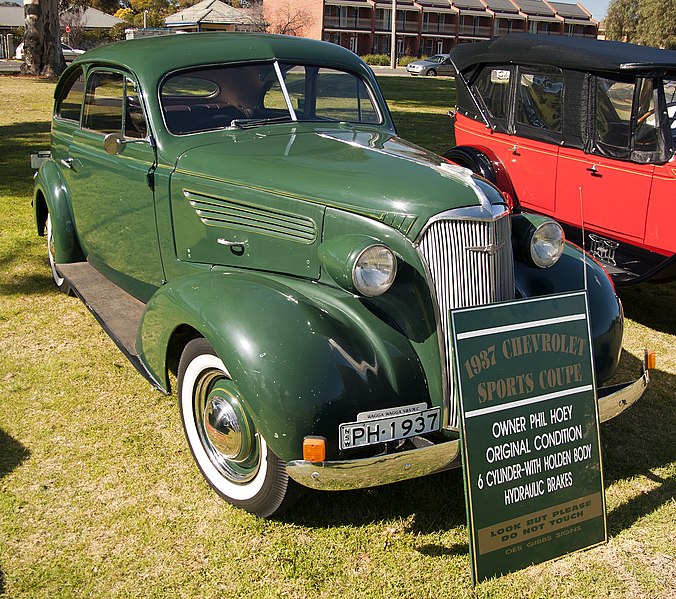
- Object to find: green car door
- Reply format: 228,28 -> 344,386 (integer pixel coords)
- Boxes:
68,68 -> 164,300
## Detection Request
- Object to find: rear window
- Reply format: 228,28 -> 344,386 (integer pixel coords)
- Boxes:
162,76 -> 220,98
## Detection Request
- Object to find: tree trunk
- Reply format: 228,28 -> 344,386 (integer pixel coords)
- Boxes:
21,0 -> 65,77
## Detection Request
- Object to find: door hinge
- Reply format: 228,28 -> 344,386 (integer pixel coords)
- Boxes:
146,165 -> 157,191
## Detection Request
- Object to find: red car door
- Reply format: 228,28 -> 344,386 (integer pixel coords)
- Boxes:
645,158 -> 676,255
556,149 -> 653,245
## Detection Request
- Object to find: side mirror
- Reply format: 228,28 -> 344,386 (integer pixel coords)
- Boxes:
103,132 -> 152,155
103,132 -> 126,155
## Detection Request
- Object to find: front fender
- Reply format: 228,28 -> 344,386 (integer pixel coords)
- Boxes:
515,243 -> 623,383
33,160 -> 81,264
138,271 -> 431,462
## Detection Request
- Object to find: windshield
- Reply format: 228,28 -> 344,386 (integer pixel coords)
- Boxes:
160,61 -> 382,135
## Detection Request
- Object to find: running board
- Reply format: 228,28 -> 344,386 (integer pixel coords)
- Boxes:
57,262 -> 166,392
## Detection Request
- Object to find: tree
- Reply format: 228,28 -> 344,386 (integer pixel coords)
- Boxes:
22,0 -> 65,76
637,0 -> 676,49
604,0 -> 638,43
265,1 -> 313,36
60,5 -> 86,47
89,0 -> 122,13
605,0 -> 676,49
112,0 -> 173,29
240,0 -> 267,32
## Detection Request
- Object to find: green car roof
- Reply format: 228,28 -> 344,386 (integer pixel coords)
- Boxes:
69,32 -> 372,82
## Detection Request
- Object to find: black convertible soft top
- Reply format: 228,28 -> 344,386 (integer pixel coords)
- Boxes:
451,34 -> 676,76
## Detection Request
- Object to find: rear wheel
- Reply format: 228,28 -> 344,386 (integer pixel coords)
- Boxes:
46,213 -> 72,295
178,338 -> 300,517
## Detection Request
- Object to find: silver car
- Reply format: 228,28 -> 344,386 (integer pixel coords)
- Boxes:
15,42 -> 85,62
406,54 -> 454,77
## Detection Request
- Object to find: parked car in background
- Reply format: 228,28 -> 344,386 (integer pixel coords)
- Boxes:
15,42 -> 85,62
32,33 -> 649,518
406,54 -> 454,77
446,34 -> 676,285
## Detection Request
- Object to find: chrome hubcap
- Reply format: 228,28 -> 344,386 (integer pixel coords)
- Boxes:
194,369 -> 259,483
203,393 -> 252,462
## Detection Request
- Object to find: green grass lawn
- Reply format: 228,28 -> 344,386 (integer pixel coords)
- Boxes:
0,74 -> 674,598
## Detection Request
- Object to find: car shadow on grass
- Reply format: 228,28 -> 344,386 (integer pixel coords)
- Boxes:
0,428 -> 29,479
0,428 -> 30,595
0,121 -> 51,198
600,349 -> 676,537
0,267 -> 55,297
282,464 -> 469,533
617,280 -> 676,335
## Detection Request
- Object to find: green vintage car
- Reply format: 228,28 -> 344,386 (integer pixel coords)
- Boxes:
33,33 -> 649,517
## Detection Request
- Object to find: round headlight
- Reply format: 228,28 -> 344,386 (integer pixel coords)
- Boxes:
352,245 -> 396,297
530,222 -> 565,268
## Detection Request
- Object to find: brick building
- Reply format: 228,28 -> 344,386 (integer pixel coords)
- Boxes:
264,0 -> 597,56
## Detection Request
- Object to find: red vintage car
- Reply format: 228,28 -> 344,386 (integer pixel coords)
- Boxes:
446,34 -> 676,285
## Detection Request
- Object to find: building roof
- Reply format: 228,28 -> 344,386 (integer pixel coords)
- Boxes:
0,6 -> 122,29
165,0 -> 252,27
547,1 -> 591,19
483,0 -> 521,14
511,0 -> 556,16
451,0 -> 489,9
0,5 -> 21,27
72,7 -> 123,28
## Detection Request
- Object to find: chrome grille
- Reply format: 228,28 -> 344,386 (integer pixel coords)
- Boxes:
416,207 -> 514,428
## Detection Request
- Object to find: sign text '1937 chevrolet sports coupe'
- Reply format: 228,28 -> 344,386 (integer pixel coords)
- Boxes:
34,33 -> 649,517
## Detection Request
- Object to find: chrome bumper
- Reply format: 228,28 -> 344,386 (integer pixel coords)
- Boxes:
597,350 -> 651,423
286,439 -> 461,491
288,353 -> 650,492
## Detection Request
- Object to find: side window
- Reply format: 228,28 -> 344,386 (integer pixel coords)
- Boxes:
314,68 -> 379,123
473,66 -> 511,123
56,68 -> 84,123
595,77 -> 634,154
83,71 -> 148,138
124,78 -> 148,139
83,71 -> 124,134
633,78 -> 658,153
515,71 -> 564,133
665,79 -> 676,144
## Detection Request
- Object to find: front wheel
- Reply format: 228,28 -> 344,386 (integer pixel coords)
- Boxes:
46,213 -> 72,295
427,68 -> 437,77
178,338 -> 300,517
443,146 -> 498,187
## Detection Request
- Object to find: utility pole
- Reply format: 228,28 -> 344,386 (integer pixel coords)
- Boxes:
390,0 -> 397,69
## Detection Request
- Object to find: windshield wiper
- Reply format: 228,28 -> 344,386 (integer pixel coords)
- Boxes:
230,116 -> 294,129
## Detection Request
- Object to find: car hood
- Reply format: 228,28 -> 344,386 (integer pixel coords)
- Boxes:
170,125 -> 499,241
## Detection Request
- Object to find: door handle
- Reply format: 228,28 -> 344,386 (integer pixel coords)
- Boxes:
217,238 -> 246,255
60,157 -> 74,169
508,145 -> 519,155
586,165 -> 602,177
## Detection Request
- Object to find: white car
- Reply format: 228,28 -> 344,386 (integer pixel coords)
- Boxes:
15,42 -> 85,62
